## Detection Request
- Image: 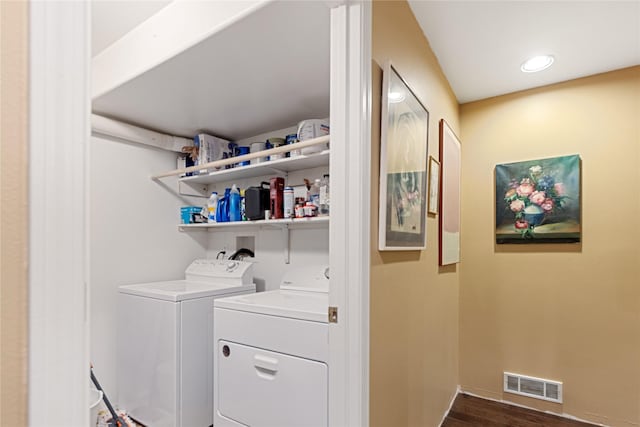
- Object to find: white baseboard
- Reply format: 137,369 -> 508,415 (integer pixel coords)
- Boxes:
438,385 -> 461,427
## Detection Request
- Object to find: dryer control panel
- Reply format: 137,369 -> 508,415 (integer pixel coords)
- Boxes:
185,259 -> 254,286
280,265 -> 329,293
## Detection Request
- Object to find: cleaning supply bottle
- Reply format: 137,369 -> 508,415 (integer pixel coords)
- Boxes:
229,184 -> 241,222
319,174 -> 330,216
309,178 -> 321,210
207,192 -> 218,222
240,189 -> 246,221
216,188 -> 230,223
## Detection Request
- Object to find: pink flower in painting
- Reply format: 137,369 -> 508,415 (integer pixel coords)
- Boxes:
554,182 -> 565,196
529,191 -> 546,205
516,178 -> 535,197
510,199 -> 525,212
515,220 -> 529,230
541,198 -> 554,212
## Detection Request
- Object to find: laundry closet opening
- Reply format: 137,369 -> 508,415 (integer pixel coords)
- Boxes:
87,1 -> 361,426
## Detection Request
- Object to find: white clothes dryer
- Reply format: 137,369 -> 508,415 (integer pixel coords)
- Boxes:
117,259 -> 256,427
213,265 -> 329,427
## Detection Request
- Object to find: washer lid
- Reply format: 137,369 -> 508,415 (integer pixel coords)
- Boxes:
214,289 -> 328,323
118,280 -> 256,302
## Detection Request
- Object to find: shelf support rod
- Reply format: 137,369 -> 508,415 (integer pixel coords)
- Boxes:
283,224 -> 290,264
151,135 -> 330,179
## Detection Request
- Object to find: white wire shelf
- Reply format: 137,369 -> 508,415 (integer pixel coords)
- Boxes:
179,150 -> 329,185
152,134 -> 329,181
178,216 -> 329,232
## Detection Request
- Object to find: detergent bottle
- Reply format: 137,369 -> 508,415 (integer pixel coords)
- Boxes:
229,184 -> 241,222
216,188 -> 230,223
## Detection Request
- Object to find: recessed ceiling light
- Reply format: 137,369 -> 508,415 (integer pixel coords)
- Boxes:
521,55 -> 554,73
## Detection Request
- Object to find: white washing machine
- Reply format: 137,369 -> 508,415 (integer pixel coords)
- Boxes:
213,265 -> 329,427
117,259 -> 256,427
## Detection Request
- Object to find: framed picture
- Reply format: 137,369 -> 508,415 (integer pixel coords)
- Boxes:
495,154 -> 581,244
439,119 -> 461,265
428,156 -> 440,215
378,62 -> 429,251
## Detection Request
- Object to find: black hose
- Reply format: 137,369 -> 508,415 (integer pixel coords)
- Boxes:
90,368 -> 125,427
229,248 -> 255,260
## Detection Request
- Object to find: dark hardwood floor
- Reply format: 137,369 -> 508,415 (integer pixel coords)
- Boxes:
442,394 -> 594,427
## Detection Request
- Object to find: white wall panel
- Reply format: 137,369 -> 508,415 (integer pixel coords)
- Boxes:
89,135 -> 207,401
205,227 -> 329,293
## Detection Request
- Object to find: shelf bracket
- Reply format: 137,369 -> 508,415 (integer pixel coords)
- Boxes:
267,167 -> 288,177
178,180 -> 209,197
282,224 -> 290,264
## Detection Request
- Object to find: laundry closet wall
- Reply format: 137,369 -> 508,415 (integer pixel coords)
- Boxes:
370,2 -> 460,426
90,135 -> 207,398
459,67 -> 640,426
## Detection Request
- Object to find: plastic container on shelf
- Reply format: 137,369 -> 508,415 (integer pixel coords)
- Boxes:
235,146 -> 250,167
297,119 -> 329,155
229,185 -> 242,222
319,174 -> 330,216
240,189 -> 246,221
216,188 -> 230,223
309,178 -> 321,209
266,137 -> 286,161
207,192 -> 219,222
303,201 -> 317,217
284,187 -> 294,219
250,142 -> 267,165
286,134 -> 300,157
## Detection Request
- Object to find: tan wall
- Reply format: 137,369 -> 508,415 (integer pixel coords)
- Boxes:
0,0 -> 29,425
370,2 -> 460,426
459,67 -> 640,426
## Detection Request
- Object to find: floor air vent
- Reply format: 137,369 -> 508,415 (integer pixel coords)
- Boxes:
504,372 -> 563,403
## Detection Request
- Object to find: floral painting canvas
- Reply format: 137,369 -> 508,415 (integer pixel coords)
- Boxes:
495,155 -> 581,244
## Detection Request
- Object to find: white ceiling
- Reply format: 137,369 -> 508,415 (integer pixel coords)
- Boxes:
92,1 -> 640,104
409,1 -> 640,103
92,1 -> 330,139
92,0 -> 171,55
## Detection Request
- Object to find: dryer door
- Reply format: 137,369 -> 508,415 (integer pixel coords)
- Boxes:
217,340 -> 328,427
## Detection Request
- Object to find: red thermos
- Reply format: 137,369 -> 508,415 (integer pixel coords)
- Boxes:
270,177 -> 285,219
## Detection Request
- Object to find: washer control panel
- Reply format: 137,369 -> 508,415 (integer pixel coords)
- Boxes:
185,259 -> 254,285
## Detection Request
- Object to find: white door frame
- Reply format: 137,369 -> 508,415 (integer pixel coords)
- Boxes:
329,2 -> 371,426
28,1 -> 90,425
28,1 -> 371,425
